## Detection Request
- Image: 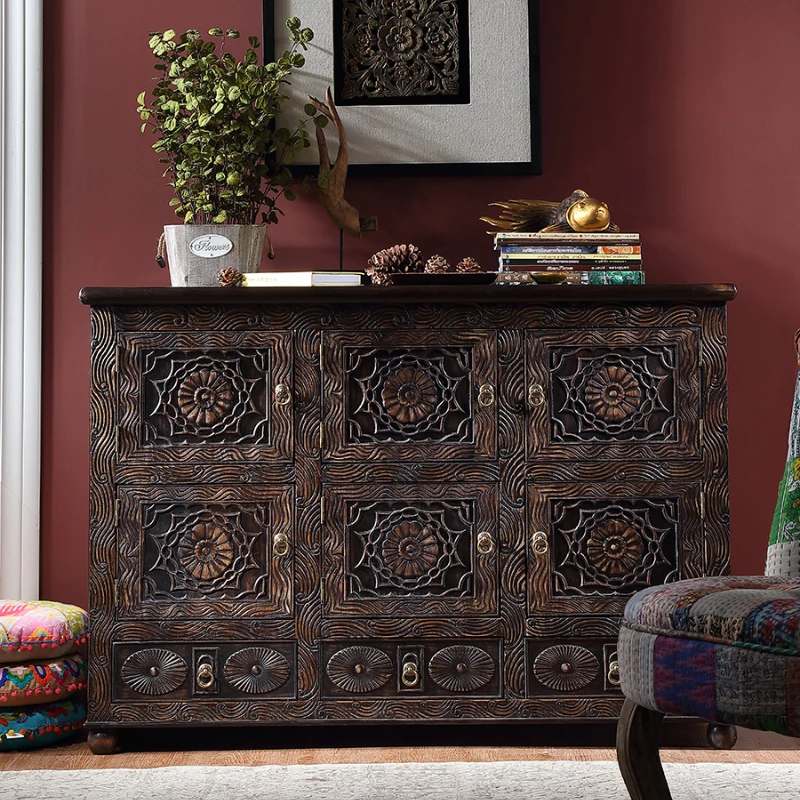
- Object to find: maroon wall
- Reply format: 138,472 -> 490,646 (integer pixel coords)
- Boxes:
43,0 -> 800,607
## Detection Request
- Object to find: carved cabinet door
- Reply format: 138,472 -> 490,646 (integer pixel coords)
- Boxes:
116,483 -> 294,619
321,329 -> 497,462
524,328 -> 701,462
116,330 -> 294,466
526,480 -> 703,617
322,483 -> 499,619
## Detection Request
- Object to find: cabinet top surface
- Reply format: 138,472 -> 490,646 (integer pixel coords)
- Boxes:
79,283 -> 736,307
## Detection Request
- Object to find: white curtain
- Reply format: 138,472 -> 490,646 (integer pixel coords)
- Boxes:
0,0 -> 43,598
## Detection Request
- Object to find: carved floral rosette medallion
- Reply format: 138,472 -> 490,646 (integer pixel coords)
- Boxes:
533,645 -> 598,692
144,350 -> 268,445
347,348 -> 471,445
223,647 -> 290,694
120,649 -> 188,695
428,645 -> 494,692
147,506 -> 263,597
326,645 -> 393,693
553,350 -> 674,441
349,501 -> 472,598
553,499 -> 677,593
336,0 -> 468,103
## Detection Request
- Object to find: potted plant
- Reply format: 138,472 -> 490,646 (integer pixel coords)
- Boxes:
137,20 -> 324,286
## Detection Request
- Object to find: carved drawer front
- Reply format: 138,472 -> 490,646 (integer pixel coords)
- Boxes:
322,329 -> 497,461
116,330 -> 293,466
116,484 -> 293,619
320,639 -> 502,699
112,641 -> 295,701
527,481 -> 702,617
525,639 -> 622,697
322,483 -> 499,618
525,328 -> 700,461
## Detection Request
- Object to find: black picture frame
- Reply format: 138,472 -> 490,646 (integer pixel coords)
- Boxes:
262,1 -> 542,178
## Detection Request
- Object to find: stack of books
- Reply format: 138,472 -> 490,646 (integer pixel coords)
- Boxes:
494,231 -> 644,285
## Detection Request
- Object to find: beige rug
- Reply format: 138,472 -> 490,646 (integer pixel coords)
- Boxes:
4,761 -> 799,799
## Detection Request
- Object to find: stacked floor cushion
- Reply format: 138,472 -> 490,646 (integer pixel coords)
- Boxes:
0,600 -> 89,750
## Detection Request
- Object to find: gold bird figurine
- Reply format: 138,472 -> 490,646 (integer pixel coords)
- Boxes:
480,190 -> 619,234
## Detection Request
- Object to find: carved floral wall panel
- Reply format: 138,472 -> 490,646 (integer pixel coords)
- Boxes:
333,0 -> 470,105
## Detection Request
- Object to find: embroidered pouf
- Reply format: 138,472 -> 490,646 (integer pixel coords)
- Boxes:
0,600 -> 88,664
0,654 -> 87,707
0,600 -> 88,749
0,698 -> 86,751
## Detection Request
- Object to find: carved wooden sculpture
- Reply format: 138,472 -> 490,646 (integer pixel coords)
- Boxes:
307,87 -> 377,237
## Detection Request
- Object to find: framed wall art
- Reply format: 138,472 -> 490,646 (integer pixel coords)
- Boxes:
263,1 -> 542,176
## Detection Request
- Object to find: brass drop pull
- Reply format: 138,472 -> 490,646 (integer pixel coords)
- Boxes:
477,531 -> 495,555
274,383 -> 292,405
532,531 -> 549,555
401,659 -> 420,688
477,383 -> 495,407
528,383 -> 546,407
607,659 -> 621,687
196,662 -> 215,690
273,532 -> 290,558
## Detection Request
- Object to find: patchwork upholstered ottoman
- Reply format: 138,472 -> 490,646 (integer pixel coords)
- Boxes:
0,600 -> 89,750
619,576 -> 800,736
616,338 -> 800,799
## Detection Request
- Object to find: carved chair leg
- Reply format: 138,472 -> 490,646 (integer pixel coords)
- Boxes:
616,697 -> 672,800
706,723 -> 737,749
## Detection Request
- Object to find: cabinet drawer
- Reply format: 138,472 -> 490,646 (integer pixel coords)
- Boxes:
320,639 -> 502,699
527,481 -> 702,616
525,327 -> 700,461
322,329 -> 497,461
322,483 -> 499,618
116,330 -> 294,465
117,484 -> 293,619
112,641 -> 296,701
526,639 -> 621,697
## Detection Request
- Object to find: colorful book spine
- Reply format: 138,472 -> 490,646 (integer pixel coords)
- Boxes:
495,270 -> 645,285
494,231 -> 640,245
499,245 -> 641,255
498,258 -> 642,271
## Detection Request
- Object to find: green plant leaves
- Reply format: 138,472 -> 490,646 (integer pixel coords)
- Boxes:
138,20 -> 316,225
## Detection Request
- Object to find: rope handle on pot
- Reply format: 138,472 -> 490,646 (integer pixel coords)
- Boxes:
156,232 -> 166,268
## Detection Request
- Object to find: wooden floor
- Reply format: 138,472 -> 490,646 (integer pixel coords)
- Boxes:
2,722 -> 799,770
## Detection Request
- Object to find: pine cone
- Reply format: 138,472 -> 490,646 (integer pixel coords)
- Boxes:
366,244 -> 423,285
456,256 -> 482,274
217,267 -> 244,287
424,254 -> 451,274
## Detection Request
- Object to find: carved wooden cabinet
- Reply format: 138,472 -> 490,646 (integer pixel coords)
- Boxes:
81,284 -> 735,753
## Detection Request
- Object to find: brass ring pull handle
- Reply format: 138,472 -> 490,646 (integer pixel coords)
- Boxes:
401,660 -> 420,688
274,383 -> 292,405
531,531 -> 549,555
528,383 -> 546,407
607,659 -> 621,687
196,662 -> 215,690
477,531 -> 495,555
477,383 -> 495,407
273,532 -> 290,558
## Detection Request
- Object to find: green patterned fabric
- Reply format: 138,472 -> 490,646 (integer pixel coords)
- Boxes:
767,367 -> 800,577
